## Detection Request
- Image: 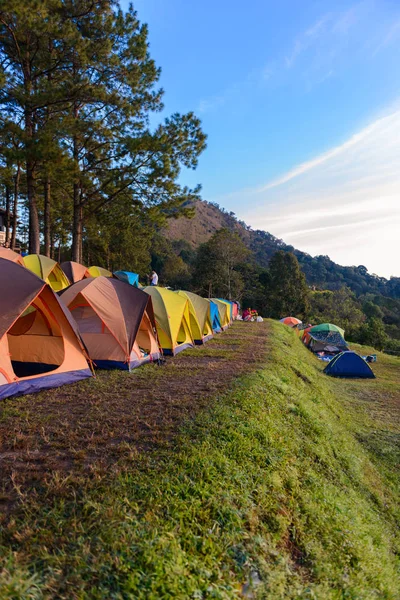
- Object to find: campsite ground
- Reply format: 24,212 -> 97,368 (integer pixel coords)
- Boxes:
0,321 -> 399,598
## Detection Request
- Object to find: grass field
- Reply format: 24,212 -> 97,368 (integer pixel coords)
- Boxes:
0,321 -> 399,598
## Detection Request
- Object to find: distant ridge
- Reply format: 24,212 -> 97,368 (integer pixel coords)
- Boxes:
165,200 -> 400,299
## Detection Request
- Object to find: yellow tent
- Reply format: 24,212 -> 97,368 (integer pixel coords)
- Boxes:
176,291 -> 213,344
217,299 -> 233,324
23,254 -> 70,292
211,298 -> 230,330
144,286 -> 194,355
88,266 -> 113,278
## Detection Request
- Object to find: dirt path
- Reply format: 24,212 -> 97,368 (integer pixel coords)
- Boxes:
0,322 -> 269,513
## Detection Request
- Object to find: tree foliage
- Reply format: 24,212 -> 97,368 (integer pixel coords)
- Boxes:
0,0 -> 206,258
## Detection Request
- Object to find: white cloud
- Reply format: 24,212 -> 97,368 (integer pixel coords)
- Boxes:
221,108 -> 400,278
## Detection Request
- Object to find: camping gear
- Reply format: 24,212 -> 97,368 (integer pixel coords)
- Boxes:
0,258 -> 92,400
88,265 -> 113,278
0,247 -> 24,265
61,261 -> 91,284
280,316 -> 302,327
324,351 -> 375,378
60,277 -> 160,370
176,291 -> 213,344
23,254 -> 70,291
113,271 -> 140,288
209,300 -> 222,333
144,286 -> 194,355
211,299 -> 231,330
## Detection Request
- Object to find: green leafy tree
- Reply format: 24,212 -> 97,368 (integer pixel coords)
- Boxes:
193,228 -> 250,299
309,287 -> 365,338
265,251 -> 310,318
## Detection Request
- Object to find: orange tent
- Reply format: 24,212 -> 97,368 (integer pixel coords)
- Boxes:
60,277 -> 161,370
61,261 -> 91,284
0,247 -> 24,265
0,259 -> 92,400
280,317 -> 302,327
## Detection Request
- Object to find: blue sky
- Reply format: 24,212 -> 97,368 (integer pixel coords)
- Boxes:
124,0 -> 400,277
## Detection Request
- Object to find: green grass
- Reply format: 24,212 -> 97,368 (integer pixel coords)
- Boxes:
1,321 -> 399,598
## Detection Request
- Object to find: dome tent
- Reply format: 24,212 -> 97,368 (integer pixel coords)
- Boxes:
0,247 -> 24,265
61,261 -> 91,284
209,300 -> 222,333
144,286 -> 194,355
303,323 -> 348,354
324,351 -> 375,379
23,254 -> 70,291
88,265 -> 112,278
0,258 -> 92,400
60,277 -> 160,370
280,316 -> 302,327
113,271 -> 140,288
176,291 -> 213,344
211,298 -> 230,330
217,299 -> 233,324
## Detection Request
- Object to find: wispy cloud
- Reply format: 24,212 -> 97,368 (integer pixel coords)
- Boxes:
285,14 -> 332,68
220,107 -> 400,277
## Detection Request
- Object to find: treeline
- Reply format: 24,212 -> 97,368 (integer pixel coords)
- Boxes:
0,0 -> 206,263
152,228 -> 400,353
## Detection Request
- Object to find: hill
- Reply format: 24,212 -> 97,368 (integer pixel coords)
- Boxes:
1,321 -> 399,598
166,200 -> 400,299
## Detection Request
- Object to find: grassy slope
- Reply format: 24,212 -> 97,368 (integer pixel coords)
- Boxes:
1,322 -> 400,599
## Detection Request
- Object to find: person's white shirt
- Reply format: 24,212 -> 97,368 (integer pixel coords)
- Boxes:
151,272 -> 158,285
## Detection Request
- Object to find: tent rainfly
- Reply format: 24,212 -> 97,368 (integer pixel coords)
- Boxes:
113,271 -> 140,288
0,258 -> 92,400
324,351 -> 375,378
144,286 -> 194,355
61,261 -> 91,284
0,247 -> 24,265
303,323 -> 348,354
60,277 -> 160,370
88,266 -> 113,278
23,254 -> 70,291
209,301 -> 222,333
280,316 -> 302,327
176,291 -> 214,344
211,299 -> 230,330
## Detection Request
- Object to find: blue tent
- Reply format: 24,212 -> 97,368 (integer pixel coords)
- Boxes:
113,271 -> 139,288
210,300 -> 222,333
324,351 -> 375,379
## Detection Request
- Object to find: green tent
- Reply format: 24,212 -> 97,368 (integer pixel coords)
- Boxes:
309,323 -> 345,337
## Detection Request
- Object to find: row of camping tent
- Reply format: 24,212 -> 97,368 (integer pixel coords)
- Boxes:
0,252 -> 239,400
280,316 -> 375,378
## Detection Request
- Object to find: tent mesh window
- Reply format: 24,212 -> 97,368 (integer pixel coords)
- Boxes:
8,301 -> 65,377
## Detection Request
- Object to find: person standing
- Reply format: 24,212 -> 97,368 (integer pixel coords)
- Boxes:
150,270 -> 158,286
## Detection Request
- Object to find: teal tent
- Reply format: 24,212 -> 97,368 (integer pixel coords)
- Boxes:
113,271 -> 139,288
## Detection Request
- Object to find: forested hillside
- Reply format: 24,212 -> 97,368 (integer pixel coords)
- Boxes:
162,200 -> 400,353
166,200 -> 400,299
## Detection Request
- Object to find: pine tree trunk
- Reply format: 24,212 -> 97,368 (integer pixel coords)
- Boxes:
25,106 -> 40,254
5,183 -> 11,245
71,96 -> 83,262
72,182 -> 82,263
44,176 -> 51,257
11,164 -> 20,251
27,162 -> 40,253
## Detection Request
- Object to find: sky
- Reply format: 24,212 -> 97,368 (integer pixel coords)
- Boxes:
123,0 -> 400,278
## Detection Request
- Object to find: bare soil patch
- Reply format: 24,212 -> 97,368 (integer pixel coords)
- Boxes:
0,322 -> 269,513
